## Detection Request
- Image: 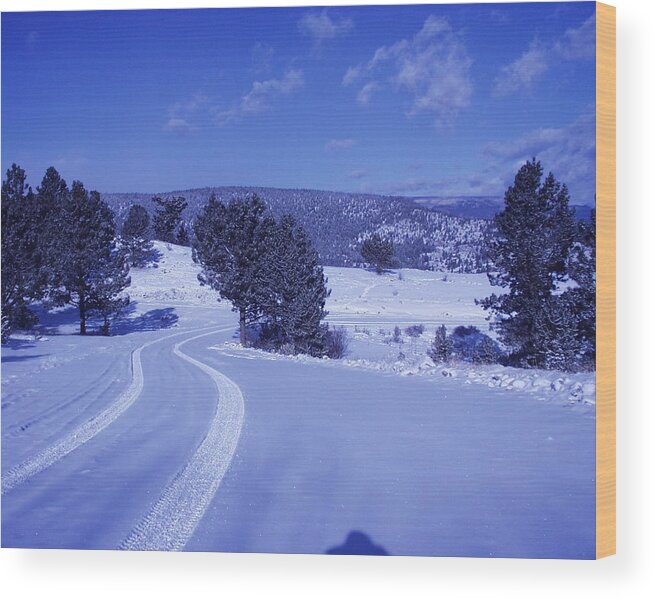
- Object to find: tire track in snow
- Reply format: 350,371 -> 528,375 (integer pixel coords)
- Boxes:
1,325 -> 231,495
119,329 -> 245,552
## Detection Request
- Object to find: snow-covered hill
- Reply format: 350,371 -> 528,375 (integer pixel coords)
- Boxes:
103,187 -> 493,272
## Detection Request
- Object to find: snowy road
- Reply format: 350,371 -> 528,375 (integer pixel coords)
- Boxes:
1,325 -> 229,495
2,321 -> 240,550
120,329 -> 244,551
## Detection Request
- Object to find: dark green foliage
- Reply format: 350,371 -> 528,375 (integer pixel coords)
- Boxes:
450,325 -> 503,364
361,234 -> 395,274
52,181 -> 130,335
152,195 -> 188,243
121,205 -> 157,267
193,194 -> 271,345
256,215 -> 330,356
405,324 -> 425,338
478,159 -> 577,368
392,325 -> 402,343
428,325 -> 452,364
1,164 -> 50,339
176,223 -> 190,246
88,247 -> 131,336
2,165 -> 131,338
562,209 -> 596,368
194,195 -> 331,356
122,204 -> 150,238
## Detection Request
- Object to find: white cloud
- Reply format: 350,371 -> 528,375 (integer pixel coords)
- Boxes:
299,10 -> 353,43
213,70 -> 304,124
251,41 -> 275,72
167,71 -> 304,129
379,112 -> 595,199
357,82 -> 379,106
478,111 -> 596,201
556,13 -> 595,60
342,65 -> 362,86
239,69 -> 304,114
325,138 -> 357,152
493,41 -> 549,96
164,93 -> 209,134
164,118 -> 195,135
343,15 -> 473,125
493,13 -> 596,97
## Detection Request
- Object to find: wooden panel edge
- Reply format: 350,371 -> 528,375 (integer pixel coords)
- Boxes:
595,1 -> 616,560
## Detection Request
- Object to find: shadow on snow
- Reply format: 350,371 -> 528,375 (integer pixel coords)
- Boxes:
325,531 -> 390,556
110,305 -> 179,336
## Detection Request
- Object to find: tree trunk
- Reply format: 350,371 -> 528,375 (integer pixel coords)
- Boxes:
79,291 -> 87,336
239,308 -> 247,346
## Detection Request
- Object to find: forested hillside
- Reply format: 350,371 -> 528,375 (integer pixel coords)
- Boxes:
103,187 -> 493,273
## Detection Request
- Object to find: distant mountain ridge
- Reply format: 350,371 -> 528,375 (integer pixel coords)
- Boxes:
102,186 -> 494,273
401,195 -> 594,222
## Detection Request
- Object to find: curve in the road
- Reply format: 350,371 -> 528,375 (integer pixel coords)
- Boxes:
1,325 -> 230,496
119,329 -> 245,552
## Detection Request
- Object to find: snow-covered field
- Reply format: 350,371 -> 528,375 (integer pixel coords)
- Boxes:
1,242 -> 596,558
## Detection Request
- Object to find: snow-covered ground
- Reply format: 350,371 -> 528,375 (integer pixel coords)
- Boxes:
1,242 -> 596,558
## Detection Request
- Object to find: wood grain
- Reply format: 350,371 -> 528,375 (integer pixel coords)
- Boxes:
595,1 -> 616,560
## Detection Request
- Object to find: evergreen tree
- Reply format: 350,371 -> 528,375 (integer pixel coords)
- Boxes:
88,246 -> 131,336
176,223 -> 190,246
361,234 -> 395,274
428,325 -> 452,364
1,164 -> 48,338
256,215 -> 330,356
53,181 -> 130,335
193,194 -> 271,345
36,167 -> 72,293
122,204 -> 150,238
121,204 -> 156,267
478,159 -> 576,368
152,195 -> 188,243
562,208 -> 596,368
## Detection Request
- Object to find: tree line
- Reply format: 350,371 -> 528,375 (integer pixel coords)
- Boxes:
2,164 -> 130,340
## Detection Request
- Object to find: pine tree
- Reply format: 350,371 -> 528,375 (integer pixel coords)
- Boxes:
562,208 -> 596,368
428,325 -> 452,364
36,167 -> 72,293
176,223 -> 190,246
121,204 -> 156,267
478,159 -> 576,368
88,247 -> 131,336
53,181 -> 130,335
152,195 -> 188,243
256,215 -> 330,356
193,194 -> 271,345
361,234 -> 395,274
1,164 -> 48,337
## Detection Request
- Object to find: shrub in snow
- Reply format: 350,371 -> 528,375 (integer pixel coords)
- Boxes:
323,327 -> 349,359
392,325 -> 403,343
428,325 -> 452,364
405,324 -> 425,338
450,325 -> 503,364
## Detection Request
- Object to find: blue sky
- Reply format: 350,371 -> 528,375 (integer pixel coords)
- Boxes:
2,3 -> 596,203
